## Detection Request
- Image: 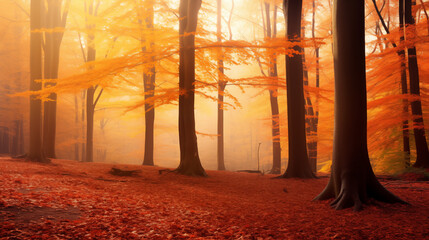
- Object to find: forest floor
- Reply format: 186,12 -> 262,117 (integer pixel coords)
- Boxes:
0,157 -> 428,239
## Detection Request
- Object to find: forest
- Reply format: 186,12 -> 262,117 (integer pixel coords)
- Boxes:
0,0 -> 429,238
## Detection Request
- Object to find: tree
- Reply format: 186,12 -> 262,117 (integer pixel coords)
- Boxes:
140,0 -> 156,166
42,0 -> 70,158
280,0 -> 315,178
399,0 -> 411,167
314,0 -> 405,211
84,0 -> 102,163
176,0 -> 207,176
216,0 -> 227,171
307,0 -> 320,173
263,2 -> 281,174
405,0 -> 429,168
29,0 -> 48,163
371,0 -> 414,167
302,7 -> 318,174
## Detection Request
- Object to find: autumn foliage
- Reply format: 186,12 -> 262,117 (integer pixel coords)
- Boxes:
1,157 -> 428,239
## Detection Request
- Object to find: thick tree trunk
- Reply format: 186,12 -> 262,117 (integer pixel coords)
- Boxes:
404,0 -> 429,168
177,0 -> 206,176
142,3 -> 156,166
399,0 -> 411,167
43,99 -> 57,158
314,0 -> 405,211
29,0 -> 47,163
217,0 -> 226,171
281,0 -> 314,178
143,70 -> 155,166
42,0 -> 60,159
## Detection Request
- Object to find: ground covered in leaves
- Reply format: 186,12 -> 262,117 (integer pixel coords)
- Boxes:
0,157 -> 428,239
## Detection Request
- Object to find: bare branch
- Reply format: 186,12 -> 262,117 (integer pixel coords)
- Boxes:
371,0 -> 397,48
227,0 -> 234,40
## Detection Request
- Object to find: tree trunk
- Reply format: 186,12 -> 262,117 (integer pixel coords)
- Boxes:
19,119 -> 24,155
74,94 -> 80,161
404,0 -> 429,168
85,0 -> 98,163
81,91 -> 86,162
216,0 -> 226,171
177,0 -> 206,176
302,23 -> 317,174
309,0 -> 320,173
85,41 -> 96,163
217,83 -> 226,171
29,0 -> 47,163
264,2 -> 281,174
42,0 -> 62,159
86,85 -> 95,162
11,120 -> 19,156
399,0 -> 411,167
281,0 -> 314,178
143,79 -> 155,166
0,127 -> 10,154
142,2 -> 156,166
314,0 -> 405,211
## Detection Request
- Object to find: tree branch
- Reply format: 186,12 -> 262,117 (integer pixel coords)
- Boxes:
371,0 -> 397,48
227,0 -> 234,40
93,88 -> 104,108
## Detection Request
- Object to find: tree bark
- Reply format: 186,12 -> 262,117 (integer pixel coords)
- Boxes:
142,1 -> 156,166
399,0 -> 411,167
216,0 -> 226,171
86,85 -> 95,162
281,0 -> 314,178
85,0 -> 98,163
0,127 -> 10,154
19,119 -> 24,155
143,73 -> 155,166
29,0 -> 48,163
314,0 -> 405,211
42,0 -> 66,159
404,0 -> 429,168
177,0 -> 206,176
264,2 -> 281,174
74,94 -> 80,161
85,40 -> 96,163
81,91 -> 86,161
217,83 -> 226,171
302,23 -> 317,174
310,0 -> 320,173
11,120 -> 19,156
